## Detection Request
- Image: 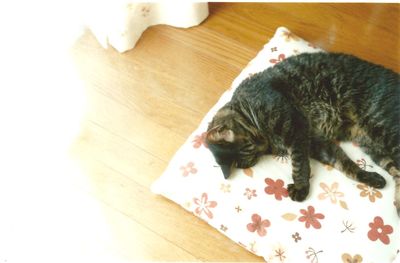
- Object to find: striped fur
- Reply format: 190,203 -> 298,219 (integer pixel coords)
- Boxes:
206,52 -> 400,215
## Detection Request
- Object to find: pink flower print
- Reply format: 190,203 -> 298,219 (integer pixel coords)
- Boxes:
308,43 -> 318,49
244,188 -> 257,200
298,206 -> 325,229
356,158 -> 373,170
264,178 -> 288,200
247,214 -> 271,237
318,182 -> 344,204
281,31 -> 300,42
269,54 -> 286,64
193,193 -> 217,219
180,162 -> 197,177
192,132 -> 208,149
368,216 -> 393,245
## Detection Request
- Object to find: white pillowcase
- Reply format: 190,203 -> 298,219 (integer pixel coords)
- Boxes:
152,27 -> 400,262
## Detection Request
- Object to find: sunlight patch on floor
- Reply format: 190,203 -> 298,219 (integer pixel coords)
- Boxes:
0,3 -> 132,262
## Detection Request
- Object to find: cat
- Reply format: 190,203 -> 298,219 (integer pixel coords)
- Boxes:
206,52 -> 400,215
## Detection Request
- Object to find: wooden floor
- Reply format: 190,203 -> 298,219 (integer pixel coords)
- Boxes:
65,3 -> 399,261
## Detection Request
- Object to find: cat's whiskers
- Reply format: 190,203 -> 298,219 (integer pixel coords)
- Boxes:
237,100 -> 261,131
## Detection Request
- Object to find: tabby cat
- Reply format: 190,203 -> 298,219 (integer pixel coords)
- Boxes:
206,52 -> 400,215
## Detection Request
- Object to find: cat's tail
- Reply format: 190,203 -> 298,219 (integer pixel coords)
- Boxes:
386,165 -> 400,217
395,176 -> 400,217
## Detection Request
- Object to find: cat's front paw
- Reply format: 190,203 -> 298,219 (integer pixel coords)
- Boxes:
356,171 -> 386,189
288,183 -> 309,201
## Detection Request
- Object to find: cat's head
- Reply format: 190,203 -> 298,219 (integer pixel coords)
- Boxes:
206,103 -> 269,179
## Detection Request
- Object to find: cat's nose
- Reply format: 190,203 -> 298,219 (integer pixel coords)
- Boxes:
221,164 -> 232,179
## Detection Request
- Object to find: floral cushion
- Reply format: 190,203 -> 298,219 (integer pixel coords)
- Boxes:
151,27 -> 400,262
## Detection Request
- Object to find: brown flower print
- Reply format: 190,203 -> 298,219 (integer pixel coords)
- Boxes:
292,232 -> 302,242
180,162 -> 197,177
341,220 -> 356,233
298,206 -> 325,229
305,247 -> 323,263
318,182 -> 344,204
244,188 -> 257,200
341,253 -> 363,263
274,248 -> 286,261
141,6 -> 151,17
193,193 -> 217,219
282,31 -> 300,42
247,213 -> 271,237
192,132 -> 208,148
269,54 -> 286,64
265,178 -> 288,200
357,183 -> 382,202
367,216 -> 393,245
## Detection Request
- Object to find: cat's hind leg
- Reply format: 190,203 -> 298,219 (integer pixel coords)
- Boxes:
358,145 -> 400,216
309,135 -> 386,189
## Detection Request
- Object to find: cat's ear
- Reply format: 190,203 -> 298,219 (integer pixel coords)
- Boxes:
206,126 -> 235,143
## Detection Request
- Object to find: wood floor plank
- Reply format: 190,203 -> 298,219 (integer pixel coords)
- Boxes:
83,88 -> 186,162
207,3 -> 399,71
206,3 -> 285,49
71,36 -> 204,138
71,121 -> 167,188
151,25 -> 258,70
72,30 -> 241,118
